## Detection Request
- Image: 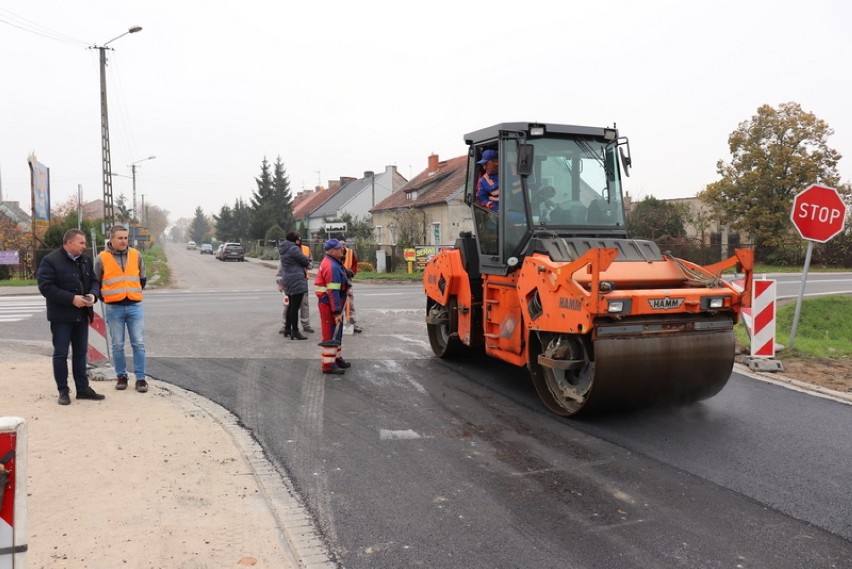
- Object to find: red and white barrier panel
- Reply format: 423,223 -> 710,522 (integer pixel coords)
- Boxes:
0,417 -> 27,569
87,309 -> 110,364
740,279 -> 777,358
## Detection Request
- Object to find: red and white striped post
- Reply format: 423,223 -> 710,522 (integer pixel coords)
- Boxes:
0,417 -> 27,568
738,278 -> 784,372
748,279 -> 777,358
86,306 -> 115,382
87,309 -> 110,365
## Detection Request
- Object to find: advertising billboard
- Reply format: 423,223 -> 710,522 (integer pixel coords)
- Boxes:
28,155 -> 50,239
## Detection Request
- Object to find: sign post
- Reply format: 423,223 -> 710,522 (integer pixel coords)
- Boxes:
788,184 -> 848,349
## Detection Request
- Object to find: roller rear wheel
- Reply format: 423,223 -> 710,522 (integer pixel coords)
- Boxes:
528,333 -> 593,416
427,298 -> 464,358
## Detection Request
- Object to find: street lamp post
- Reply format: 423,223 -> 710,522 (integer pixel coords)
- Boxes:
130,155 -> 156,222
90,26 -> 142,227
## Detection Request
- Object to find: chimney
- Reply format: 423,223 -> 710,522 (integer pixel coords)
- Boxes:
428,154 -> 439,173
364,171 -> 374,179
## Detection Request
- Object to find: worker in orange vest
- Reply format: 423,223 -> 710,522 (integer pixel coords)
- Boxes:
93,224 -> 148,393
340,239 -> 362,333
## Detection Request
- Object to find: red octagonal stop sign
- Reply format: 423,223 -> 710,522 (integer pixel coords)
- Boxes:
790,184 -> 848,242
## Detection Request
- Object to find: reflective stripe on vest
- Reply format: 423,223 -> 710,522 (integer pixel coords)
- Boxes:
99,248 -> 143,303
315,283 -> 342,293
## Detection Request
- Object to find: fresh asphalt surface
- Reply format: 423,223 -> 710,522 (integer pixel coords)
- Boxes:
5,246 -> 851,568
147,348 -> 852,568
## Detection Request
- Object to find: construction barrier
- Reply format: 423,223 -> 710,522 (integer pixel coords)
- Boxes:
749,280 -> 777,357
736,278 -> 784,372
0,417 -> 27,569
740,279 -> 777,358
87,308 -> 110,364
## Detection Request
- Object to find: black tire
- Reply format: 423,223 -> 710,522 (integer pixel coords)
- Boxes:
527,332 -> 594,417
426,298 -> 464,358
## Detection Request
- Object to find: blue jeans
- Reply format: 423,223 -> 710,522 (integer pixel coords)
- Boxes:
104,302 -> 146,380
50,320 -> 90,393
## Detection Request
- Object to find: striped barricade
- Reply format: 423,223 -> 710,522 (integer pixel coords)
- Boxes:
0,416 -> 27,569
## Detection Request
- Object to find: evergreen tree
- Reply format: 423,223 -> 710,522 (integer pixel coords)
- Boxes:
248,156 -> 296,241
213,204 -> 235,242
272,156 -> 295,232
233,197 -> 252,241
249,158 -> 275,240
188,206 -> 211,244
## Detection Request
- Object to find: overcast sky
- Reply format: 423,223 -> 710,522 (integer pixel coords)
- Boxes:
1,0 -> 850,225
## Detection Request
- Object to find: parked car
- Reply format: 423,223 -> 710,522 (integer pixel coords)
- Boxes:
214,244 -> 224,260
186,241 -> 197,250
219,242 -> 245,262
199,243 -> 214,255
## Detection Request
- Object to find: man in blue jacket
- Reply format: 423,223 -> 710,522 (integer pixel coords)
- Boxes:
37,228 -> 106,405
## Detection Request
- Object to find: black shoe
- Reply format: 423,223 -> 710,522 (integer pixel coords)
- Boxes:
116,375 -> 128,390
322,368 -> 345,375
278,326 -> 288,335
135,380 -> 149,393
291,332 -> 308,340
76,387 -> 105,401
352,325 -> 363,333
302,325 -> 315,333
335,359 -> 352,369
58,391 -> 71,406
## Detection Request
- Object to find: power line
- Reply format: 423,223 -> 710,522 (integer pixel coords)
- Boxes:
0,8 -> 89,47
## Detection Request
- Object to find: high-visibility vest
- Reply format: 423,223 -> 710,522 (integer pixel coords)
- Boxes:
99,248 -> 143,303
301,244 -> 311,279
343,249 -> 356,271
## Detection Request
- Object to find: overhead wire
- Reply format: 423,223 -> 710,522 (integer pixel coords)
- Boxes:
0,7 -> 89,47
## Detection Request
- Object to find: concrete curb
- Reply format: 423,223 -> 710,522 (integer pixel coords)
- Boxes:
151,380 -> 337,569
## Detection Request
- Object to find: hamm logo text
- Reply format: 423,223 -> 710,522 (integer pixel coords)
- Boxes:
649,297 -> 684,310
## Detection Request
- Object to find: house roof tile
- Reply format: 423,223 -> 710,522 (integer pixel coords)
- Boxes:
371,155 -> 467,212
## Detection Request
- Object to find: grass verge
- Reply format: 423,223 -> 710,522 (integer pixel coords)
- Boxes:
141,245 -> 171,288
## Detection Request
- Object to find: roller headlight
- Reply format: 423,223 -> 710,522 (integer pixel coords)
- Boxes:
701,296 -> 728,310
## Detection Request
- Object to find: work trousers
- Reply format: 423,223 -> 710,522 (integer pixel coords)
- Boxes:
104,302 -> 146,380
50,320 -> 90,394
318,302 -> 343,371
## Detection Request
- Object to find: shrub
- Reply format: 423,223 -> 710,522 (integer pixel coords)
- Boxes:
357,261 -> 375,272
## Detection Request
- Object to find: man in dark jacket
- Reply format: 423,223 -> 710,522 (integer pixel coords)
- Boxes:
37,228 -> 106,405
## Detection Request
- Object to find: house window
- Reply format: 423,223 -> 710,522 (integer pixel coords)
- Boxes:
374,225 -> 382,243
432,222 -> 441,245
406,191 -> 417,200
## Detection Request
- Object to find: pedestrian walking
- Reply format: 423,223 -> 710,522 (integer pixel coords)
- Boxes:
36,228 -> 105,405
93,224 -> 148,393
315,239 -> 351,374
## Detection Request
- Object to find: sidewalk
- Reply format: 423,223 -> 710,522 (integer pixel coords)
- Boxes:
1,358 -> 332,569
0,285 -> 38,296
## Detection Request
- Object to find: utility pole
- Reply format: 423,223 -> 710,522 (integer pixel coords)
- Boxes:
91,26 -> 142,228
131,155 -> 156,221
